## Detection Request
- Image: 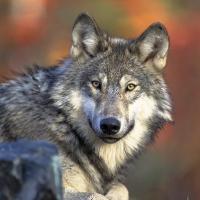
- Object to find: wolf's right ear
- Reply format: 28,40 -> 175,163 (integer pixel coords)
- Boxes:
130,23 -> 169,72
71,13 -> 106,63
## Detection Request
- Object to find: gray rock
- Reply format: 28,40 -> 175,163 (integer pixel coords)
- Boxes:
0,140 -> 63,200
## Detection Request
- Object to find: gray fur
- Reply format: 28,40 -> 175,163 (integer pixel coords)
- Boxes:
0,13 -> 172,200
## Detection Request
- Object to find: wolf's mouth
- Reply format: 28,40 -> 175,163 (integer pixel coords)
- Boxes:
100,137 -> 121,144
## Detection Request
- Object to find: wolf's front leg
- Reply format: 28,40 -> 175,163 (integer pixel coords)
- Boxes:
105,182 -> 129,200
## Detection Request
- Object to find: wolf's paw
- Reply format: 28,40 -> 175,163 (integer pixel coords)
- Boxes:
105,182 -> 129,200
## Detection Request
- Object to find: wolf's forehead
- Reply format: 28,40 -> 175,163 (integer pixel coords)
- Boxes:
100,59 -> 141,80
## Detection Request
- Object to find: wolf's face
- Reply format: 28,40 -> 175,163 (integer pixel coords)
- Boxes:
61,13 -> 172,144
80,64 -> 150,143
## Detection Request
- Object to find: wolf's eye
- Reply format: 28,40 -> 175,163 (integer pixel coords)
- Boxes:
91,80 -> 101,90
126,83 -> 136,92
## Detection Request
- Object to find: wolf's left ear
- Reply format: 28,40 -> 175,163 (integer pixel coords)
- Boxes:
130,23 -> 169,71
71,13 -> 106,63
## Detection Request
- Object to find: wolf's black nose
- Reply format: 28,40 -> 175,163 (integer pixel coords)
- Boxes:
100,117 -> 121,135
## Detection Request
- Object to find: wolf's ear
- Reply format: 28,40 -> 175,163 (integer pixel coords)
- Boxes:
71,13 -> 105,63
130,23 -> 169,71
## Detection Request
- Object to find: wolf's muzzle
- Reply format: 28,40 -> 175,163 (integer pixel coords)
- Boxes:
100,117 -> 121,135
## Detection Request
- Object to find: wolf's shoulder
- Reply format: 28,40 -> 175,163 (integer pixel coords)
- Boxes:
0,61 -> 71,111
0,59 -> 71,93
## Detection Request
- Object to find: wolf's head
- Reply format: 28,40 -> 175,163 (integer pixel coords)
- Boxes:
54,13 -> 172,147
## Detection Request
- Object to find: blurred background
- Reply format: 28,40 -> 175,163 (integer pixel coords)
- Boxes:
0,0 -> 200,199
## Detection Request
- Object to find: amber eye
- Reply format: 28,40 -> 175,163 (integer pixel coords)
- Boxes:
126,83 -> 136,92
91,80 -> 101,90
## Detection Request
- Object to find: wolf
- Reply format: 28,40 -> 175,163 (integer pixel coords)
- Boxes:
0,13 -> 172,200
